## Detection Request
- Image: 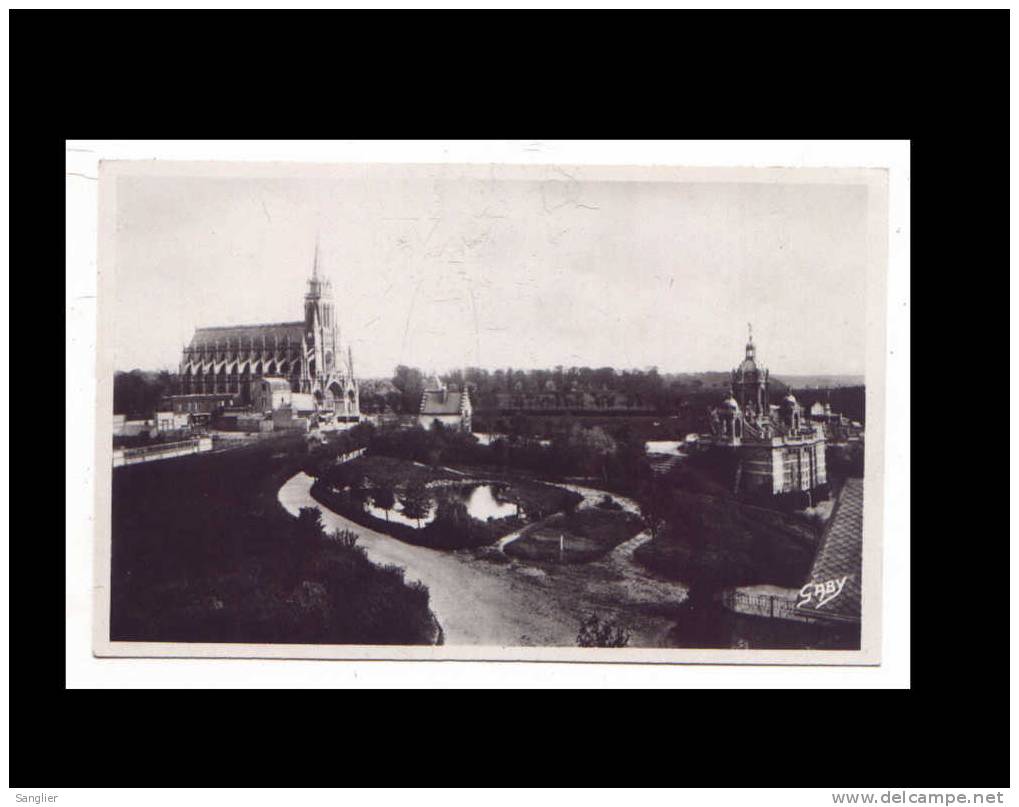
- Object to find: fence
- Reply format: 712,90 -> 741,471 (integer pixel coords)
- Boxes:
113,437 -> 213,467
334,447 -> 367,465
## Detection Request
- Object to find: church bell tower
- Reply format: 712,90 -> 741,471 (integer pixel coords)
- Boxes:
304,239 -> 338,393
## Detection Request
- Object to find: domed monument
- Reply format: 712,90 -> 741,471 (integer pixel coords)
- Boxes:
708,325 -> 828,507
731,323 -> 770,420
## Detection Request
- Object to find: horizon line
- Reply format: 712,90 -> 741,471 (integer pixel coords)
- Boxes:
115,363 -> 866,380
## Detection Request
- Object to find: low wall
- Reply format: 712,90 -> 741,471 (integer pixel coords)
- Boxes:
720,589 -> 816,624
113,437 -> 213,467
272,411 -> 310,432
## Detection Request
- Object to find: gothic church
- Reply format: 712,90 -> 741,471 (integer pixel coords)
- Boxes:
175,246 -> 360,423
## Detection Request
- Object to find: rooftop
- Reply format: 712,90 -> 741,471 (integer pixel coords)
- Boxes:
420,389 -> 469,415
798,477 -> 863,624
188,321 -> 306,347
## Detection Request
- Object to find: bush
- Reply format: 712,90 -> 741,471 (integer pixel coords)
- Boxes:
333,529 -> 359,549
596,494 -> 623,511
576,614 -> 630,648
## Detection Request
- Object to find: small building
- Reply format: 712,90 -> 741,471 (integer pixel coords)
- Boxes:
168,393 -> 236,417
808,396 -> 864,443
114,417 -> 157,438
251,376 -> 293,413
155,411 -> 189,432
419,376 -> 472,432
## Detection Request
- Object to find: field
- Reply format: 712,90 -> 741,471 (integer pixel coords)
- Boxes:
505,508 -> 645,564
110,433 -> 439,645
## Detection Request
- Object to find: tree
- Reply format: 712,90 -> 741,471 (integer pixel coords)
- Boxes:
294,506 -> 324,547
113,369 -> 176,418
370,481 -> 396,522
400,482 -> 432,529
392,365 -> 425,414
348,477 -> 370,512
637,478 -> 669,540
569,424 -> 617,482
431,496 -> 472,543
509,413 -> 532,443
662,494 -> 756,608
287,506 -> 325,584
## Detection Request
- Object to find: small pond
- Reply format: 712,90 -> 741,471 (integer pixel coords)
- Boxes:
464,484 -> 518,520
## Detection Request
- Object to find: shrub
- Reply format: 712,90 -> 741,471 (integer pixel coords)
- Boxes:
332,529 -> 359,549
576,614 -> 630,648
596,494 -> 623,511
110,433 -> 439,646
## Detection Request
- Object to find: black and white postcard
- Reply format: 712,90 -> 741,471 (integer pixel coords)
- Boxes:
92,161 -> 887,663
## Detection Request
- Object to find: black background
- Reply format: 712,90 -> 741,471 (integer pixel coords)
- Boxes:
13,8 -> 1004,787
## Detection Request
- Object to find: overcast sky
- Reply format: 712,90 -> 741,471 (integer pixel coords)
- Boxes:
112,169 -> 869,378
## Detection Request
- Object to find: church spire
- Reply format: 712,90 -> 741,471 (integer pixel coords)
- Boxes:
746,322 -> 755,360
306,234 -> 324,308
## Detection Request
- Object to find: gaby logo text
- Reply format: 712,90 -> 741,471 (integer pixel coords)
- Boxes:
798,576 -> 850,609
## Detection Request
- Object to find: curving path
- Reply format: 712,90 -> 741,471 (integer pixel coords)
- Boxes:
279,472 -> 686,647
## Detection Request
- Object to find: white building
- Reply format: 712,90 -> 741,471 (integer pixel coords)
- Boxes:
419,376 -> 472,432
251,377 -> 293,413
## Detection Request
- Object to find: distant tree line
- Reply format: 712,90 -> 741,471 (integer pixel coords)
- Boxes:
365,364 -> 864,421
116,363 -> 863,429
113,370 -> 175,418
360,365 -> 699,416
790,385 -> 866,424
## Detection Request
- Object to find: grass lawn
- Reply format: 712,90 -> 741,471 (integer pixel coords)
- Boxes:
505,508 -> 645,564
322,454 -> 462,488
